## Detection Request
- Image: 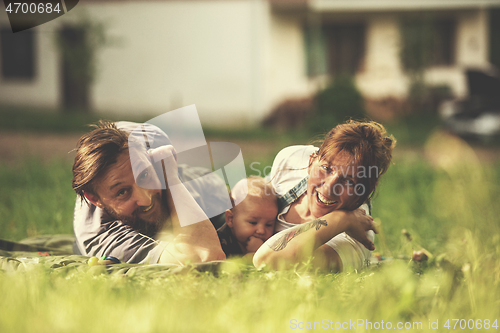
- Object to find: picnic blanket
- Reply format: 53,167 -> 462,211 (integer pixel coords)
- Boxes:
0,235 -> 235,277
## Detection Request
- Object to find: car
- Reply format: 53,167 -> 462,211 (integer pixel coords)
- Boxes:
439,68 -> 500,141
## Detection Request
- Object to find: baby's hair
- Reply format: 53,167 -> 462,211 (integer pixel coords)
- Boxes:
231,176 -> 277,209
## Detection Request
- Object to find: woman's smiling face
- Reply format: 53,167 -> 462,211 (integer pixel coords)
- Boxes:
307,152 -> 362,218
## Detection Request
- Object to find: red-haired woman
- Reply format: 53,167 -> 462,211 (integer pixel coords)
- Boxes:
253,120 -> 396,272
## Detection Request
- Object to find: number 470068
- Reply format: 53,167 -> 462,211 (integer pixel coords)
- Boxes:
5,2 -> 61,14
444,319 -> 498,330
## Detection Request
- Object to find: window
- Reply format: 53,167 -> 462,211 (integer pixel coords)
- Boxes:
304,25 -> 328,76
401,17 -> 456,70
489,9 -> 500,68
304,23 -> 366,77
324,24 -> 366,76
0,26 -> 36,80
431,19 -> 455,66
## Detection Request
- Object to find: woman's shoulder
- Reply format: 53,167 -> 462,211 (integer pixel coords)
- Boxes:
273,145 -> 317,168
270,145 -> 317,195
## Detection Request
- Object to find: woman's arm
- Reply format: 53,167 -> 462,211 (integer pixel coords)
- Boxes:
253,209 -> 376,271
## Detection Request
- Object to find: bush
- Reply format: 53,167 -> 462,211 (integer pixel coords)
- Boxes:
308,76 -> 366,132
408,82 -> 453,113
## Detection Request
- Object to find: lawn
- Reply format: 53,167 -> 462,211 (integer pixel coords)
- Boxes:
1,109 -> 499,332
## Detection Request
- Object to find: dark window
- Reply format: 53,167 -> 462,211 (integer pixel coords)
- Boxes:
490,9 -> 500,68
431,19 -> 455,66
324,24 -> 366,76
59,25 -> 89,110
304,25 -> 327,76
0,27 -> 35,79
401,17 -> 455,70
304,23 -> 366,77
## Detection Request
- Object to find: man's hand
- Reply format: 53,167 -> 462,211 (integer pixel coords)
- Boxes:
177,222 -> 226,262
150,144 -> 226,264
148,145 -> 179,182
159,222 -> 226,264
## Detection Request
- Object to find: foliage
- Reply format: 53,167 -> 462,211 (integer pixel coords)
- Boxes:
383,113 -> 443,146
407,82 -> 454,113
55,15 -> 110,87
308,76 -> 366,133
54,14 -> 115,112
400,16 -> 435,76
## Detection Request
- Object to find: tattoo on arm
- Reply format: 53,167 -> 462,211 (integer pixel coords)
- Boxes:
268,218 -> 327,251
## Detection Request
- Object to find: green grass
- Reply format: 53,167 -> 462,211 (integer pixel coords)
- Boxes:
1,154 -> 499,332
0,105 -> 154,133
204,114 -> 446,147
0,158 -> 75,239
383,113 -> 443,146
1,108 -> 499,332
0,104 -> 450,146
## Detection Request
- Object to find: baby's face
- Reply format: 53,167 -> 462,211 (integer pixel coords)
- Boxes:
227,196 -> 277,251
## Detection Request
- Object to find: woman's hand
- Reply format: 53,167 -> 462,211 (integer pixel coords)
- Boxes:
254,208 -> 377,270
339,208 -> 377,251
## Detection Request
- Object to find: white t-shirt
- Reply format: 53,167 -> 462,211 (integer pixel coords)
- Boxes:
269,145 -> 374,271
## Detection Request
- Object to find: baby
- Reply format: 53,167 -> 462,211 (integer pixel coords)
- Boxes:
217,176 -> 278,257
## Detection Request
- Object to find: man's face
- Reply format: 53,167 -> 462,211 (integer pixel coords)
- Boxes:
91,149 -> 170,231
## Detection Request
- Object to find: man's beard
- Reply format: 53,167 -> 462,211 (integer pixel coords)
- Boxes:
102,190 -> 171,237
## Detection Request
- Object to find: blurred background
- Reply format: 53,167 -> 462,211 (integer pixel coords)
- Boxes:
0,0 -> 499,129
0,0 -> 499,245
1,3 -> 500,329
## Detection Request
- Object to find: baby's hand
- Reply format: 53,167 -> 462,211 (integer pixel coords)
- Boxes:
246,236 -> 264,253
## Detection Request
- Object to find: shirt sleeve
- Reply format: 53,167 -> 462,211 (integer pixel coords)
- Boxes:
73,121 -> 171,264
73,197 -> 167,264
116,121 -> 172,148
269,145 -> 317,196
324,203 -> 373,271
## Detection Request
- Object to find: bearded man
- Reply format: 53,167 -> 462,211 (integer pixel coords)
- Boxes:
72,121 -> 227,264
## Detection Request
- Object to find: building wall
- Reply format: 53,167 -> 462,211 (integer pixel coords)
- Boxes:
264,12 -> 316,110
266,8 -> 493,105
356,14 -> 408,99
424,8 -> 490,98
0,2 -> 495,124
0,11 -> 60,110
0,1 -> 265,126
83,1 -> 259,126
356,10 -> 490,100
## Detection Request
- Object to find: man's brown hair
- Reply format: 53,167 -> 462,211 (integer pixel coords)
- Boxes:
72,121 -> 130,201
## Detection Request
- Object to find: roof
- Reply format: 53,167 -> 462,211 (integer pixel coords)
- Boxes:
271,0 -> 500,11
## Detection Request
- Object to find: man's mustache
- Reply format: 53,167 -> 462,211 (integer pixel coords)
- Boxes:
132,192 -> 162,217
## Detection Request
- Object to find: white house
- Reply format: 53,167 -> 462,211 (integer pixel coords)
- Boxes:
1,0 -> 499,126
